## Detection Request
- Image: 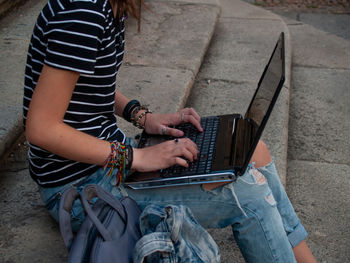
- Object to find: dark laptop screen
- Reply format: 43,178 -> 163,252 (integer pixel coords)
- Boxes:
245,33 -> 285,128
237,32 -> 285,173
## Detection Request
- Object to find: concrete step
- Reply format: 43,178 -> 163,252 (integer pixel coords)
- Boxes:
0,0 -> 27,18
282,14 -> 350,262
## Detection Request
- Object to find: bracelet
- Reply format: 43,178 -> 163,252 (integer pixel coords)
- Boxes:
103,142 -> 133,186
123,100 -> 141,122
131,105 -> 152,129
126,145 -> 133,170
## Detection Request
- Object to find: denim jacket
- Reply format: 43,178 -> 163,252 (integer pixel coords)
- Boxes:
133,204 -> 220,263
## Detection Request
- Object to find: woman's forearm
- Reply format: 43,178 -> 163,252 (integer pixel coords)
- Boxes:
26,120 -> 110,166
114,91 -> 131,117
25,65 -> 111,166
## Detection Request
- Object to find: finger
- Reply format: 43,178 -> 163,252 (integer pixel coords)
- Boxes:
183,107 -> 201,122
159,125 -> 169,136
174,144 -> 194,162
179,147 -> 196,162
180,138 -> 198,159
174,157 -> 189,168
166,126 -> 184,137
183,114 -> 203,132
187,143 -> 199,160
180,108 -> 201,122
172,138 -> 197,158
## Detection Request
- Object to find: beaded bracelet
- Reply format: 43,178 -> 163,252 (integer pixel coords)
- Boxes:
103,142 -> 133,186
131,105 -> 152,129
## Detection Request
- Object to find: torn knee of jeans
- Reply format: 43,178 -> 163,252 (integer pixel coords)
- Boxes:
257,166 -> 268,172
249,169 -> 267,185
265,192 -> 276,206
201,184 -> 221,195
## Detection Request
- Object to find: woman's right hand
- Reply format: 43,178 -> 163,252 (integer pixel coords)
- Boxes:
131,138 -> 198,172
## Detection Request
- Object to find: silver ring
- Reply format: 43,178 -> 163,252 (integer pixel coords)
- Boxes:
161,126 -> 167,135
174,138 -> 179,144
181,113 -> 185,122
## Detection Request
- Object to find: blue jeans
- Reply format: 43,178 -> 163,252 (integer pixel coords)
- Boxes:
39,140 -> 307,263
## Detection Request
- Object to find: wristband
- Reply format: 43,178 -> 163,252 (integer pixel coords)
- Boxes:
126,145 -> 133,170
123,100 -> 140,122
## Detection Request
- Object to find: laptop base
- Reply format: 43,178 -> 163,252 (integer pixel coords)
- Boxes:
124,170 -> 237,189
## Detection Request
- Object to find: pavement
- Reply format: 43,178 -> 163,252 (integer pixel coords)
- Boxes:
0,0 -> 349,262
275,8 -> 350,263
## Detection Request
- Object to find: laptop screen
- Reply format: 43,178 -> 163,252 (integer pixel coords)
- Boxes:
240,32 -> 285,172
245,33 -> 285,128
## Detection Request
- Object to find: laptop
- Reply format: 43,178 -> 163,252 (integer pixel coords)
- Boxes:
124,32 -> 285,189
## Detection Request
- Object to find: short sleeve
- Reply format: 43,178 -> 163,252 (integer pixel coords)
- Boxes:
44,3 -> 105,74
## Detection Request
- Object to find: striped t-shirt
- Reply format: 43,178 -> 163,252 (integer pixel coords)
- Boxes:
23,0 -> 126,187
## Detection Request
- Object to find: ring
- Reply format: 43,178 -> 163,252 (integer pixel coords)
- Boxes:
161,126 -> 167,135
181,113 -> 185,122
174,138 -> 179,144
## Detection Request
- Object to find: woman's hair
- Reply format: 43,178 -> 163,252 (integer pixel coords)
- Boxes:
110,0 -> 143,19
110,0 -> 145,31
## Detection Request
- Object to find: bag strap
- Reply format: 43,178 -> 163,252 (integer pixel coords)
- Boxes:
58,187 -> 80,248
58,184 -> 131,246
82,184 -> 127,222
133,232 -> 176,263
79,184 -> 128,241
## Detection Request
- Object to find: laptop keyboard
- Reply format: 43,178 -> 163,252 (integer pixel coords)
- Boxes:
161,116 -> 220,177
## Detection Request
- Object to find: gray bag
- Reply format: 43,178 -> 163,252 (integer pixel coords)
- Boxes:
133,204 -> 221,263
59,184 -> 141,263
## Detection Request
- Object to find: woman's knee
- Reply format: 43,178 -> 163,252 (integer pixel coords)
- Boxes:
250,140 -> 271,168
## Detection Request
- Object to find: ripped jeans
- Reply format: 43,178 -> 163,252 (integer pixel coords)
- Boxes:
39,142 -> 307,263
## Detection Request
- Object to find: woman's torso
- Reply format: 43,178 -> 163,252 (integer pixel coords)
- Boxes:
23,0 -> 125,187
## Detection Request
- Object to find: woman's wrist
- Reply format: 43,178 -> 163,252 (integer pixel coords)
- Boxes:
122,99 -> 140,122
143,110 -> 153,131
130,105 -> 152,129
121,99 -> 153,129
103,141 -> 134,185
130,148 -> 143,171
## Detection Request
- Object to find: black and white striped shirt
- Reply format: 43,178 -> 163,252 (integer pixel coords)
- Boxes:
23,0 -> 126,187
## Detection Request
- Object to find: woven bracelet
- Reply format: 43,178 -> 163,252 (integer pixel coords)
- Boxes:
103,142 -> 132,186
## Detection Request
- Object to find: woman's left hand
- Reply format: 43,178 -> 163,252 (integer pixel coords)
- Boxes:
144,107 -> 203,137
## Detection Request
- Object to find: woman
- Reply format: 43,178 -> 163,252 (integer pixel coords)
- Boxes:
23,0 -> 317,262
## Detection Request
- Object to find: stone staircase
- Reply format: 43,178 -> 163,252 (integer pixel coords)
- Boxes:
0,0 -> 292,262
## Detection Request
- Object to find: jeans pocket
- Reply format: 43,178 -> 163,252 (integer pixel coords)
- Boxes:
45,192 -> 61,210
44,192 -> 63,222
